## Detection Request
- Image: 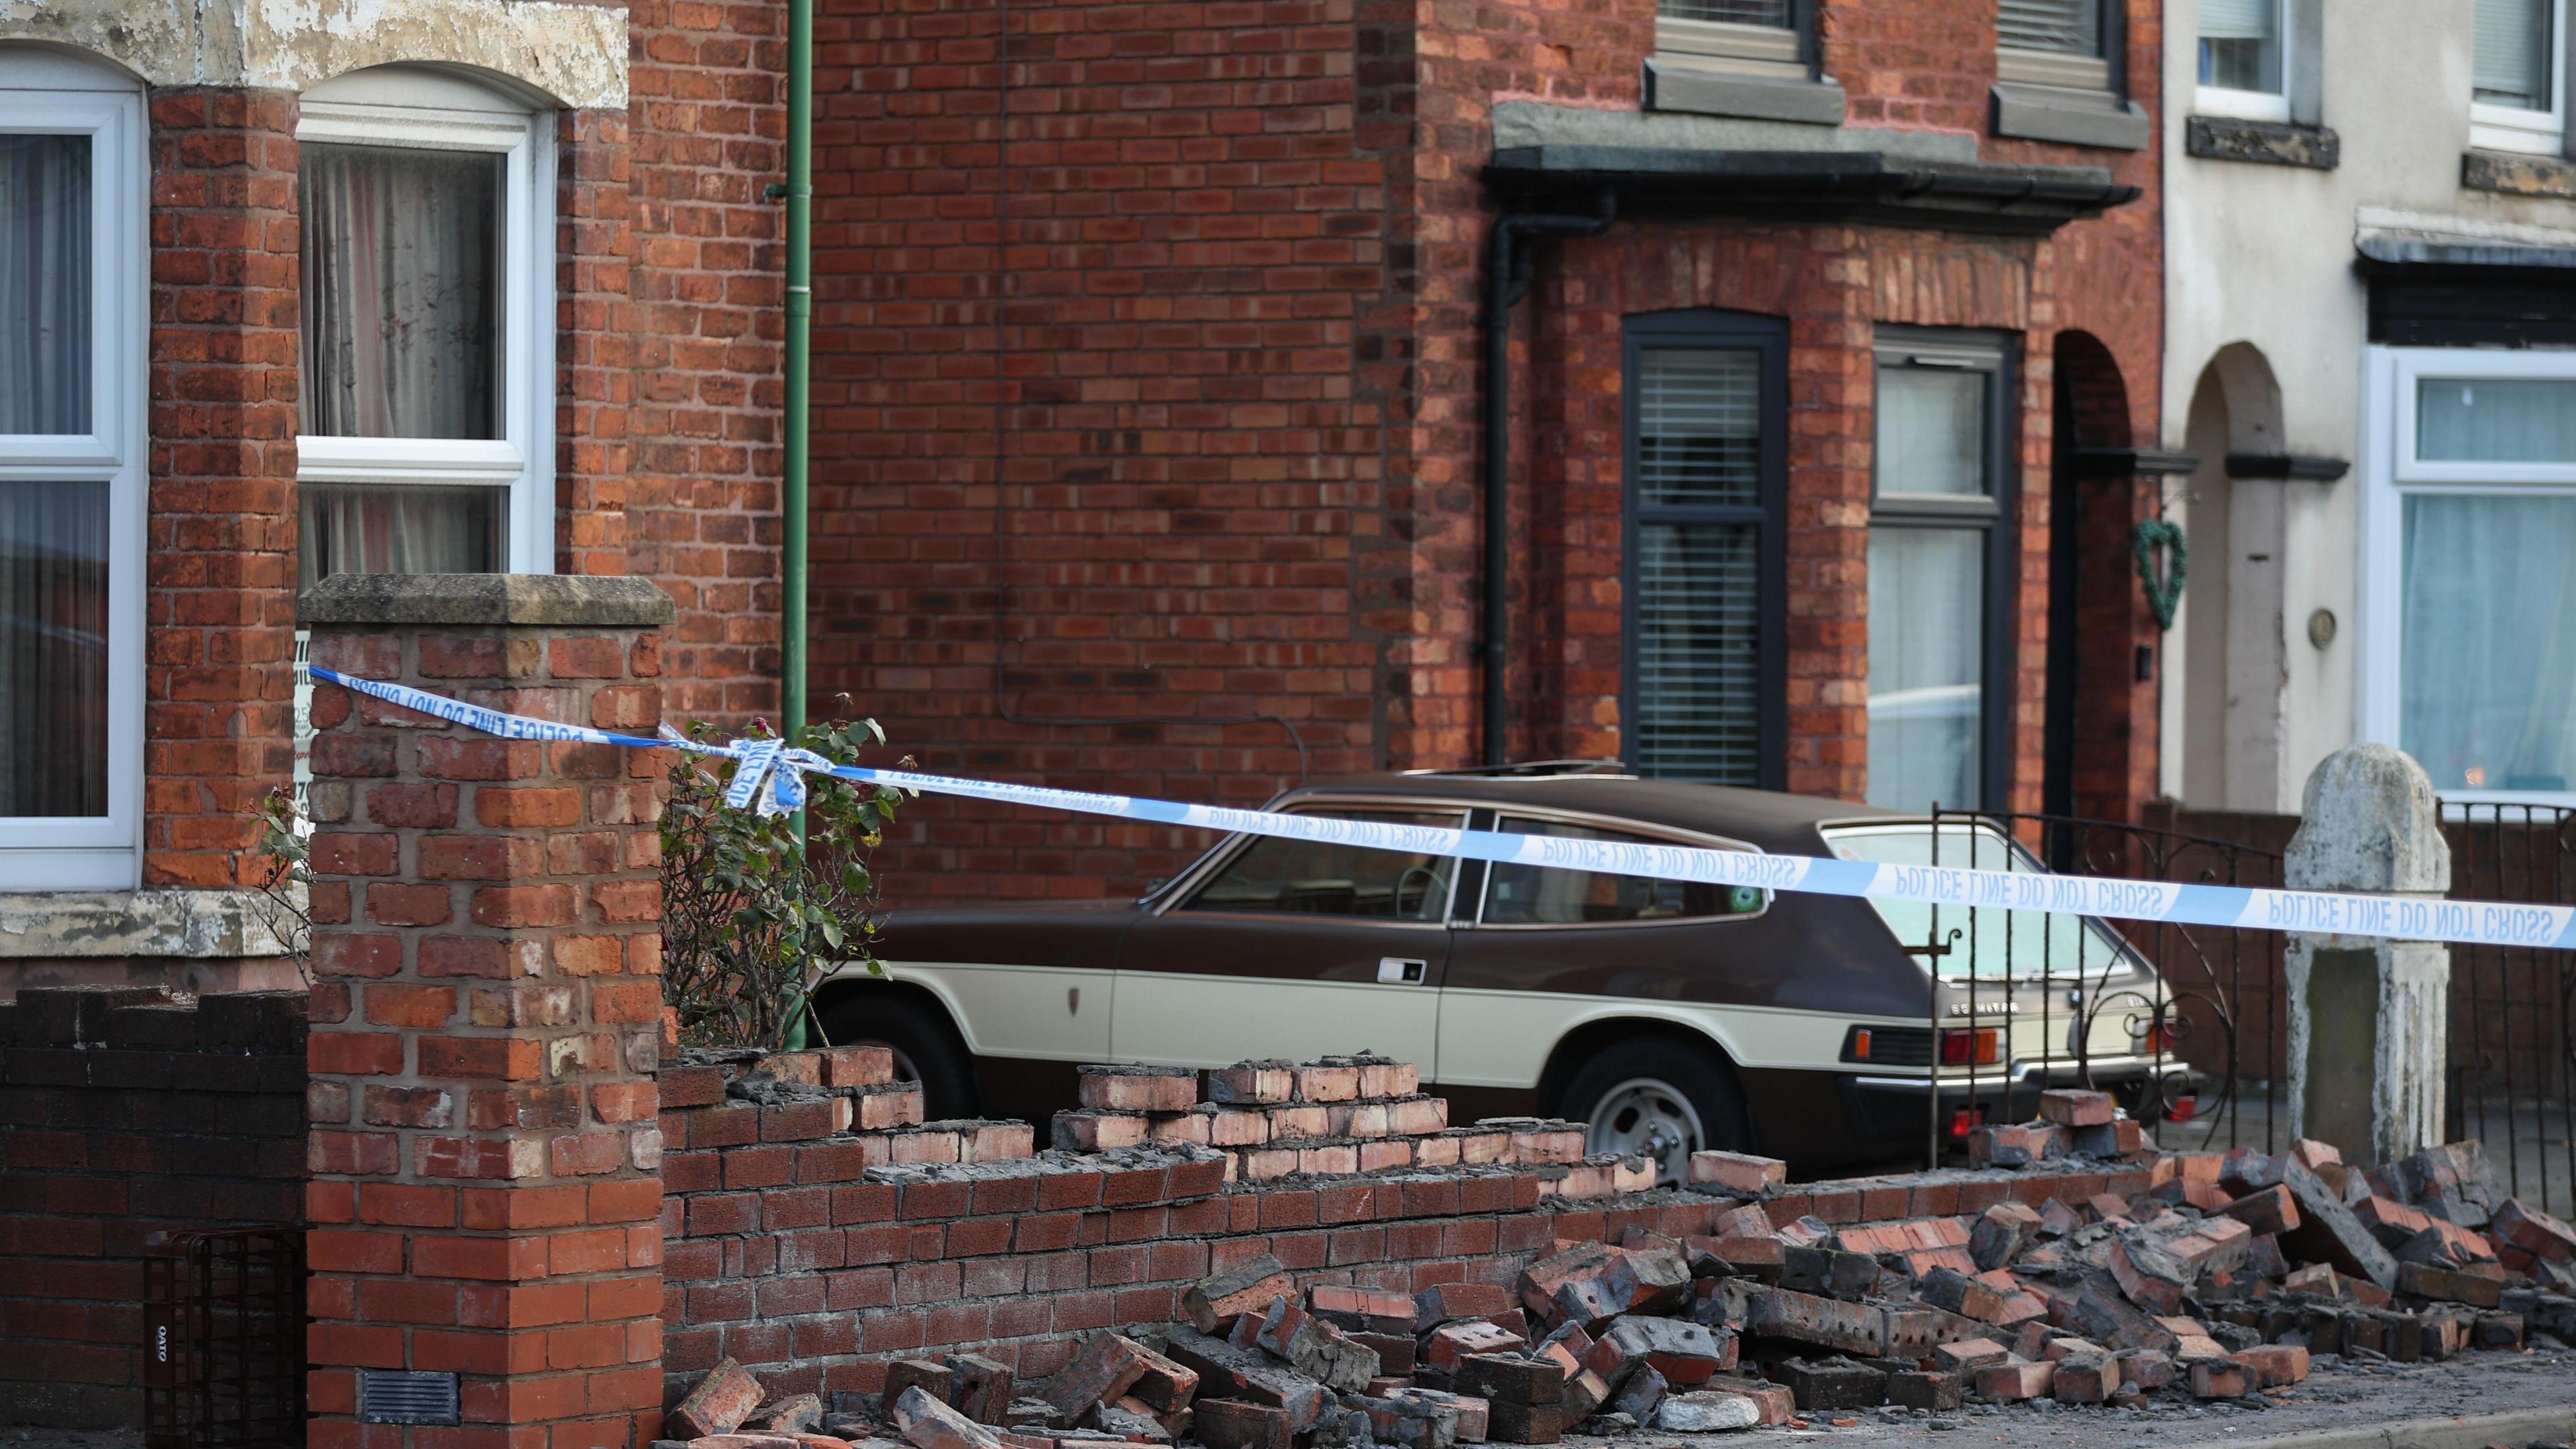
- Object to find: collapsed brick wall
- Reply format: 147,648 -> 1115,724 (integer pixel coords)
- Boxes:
0,986 -> 307,1429
657,1048 -> 2149,1405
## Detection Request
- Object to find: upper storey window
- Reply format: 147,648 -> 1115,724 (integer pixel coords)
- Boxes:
1656,0 -> 1805,77
295,65 -> 555,587
2198,0 -> 2288,120
2473,0 -> 2566,154
1992,0 -> 2149,149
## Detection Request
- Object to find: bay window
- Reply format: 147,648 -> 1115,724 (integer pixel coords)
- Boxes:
1867,332 -> 2012,813
1624,313 -> 1786,788
2362,351 -> 2576,802
295,66 -> 554,586
0,51 -> 143,890
2472,0 -> 2566,154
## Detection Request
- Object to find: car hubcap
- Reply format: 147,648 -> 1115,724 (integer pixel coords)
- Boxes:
1585,1077 -> 1705,1183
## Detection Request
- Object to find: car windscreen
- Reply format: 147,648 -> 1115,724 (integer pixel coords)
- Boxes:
1823,822 -> 2141,982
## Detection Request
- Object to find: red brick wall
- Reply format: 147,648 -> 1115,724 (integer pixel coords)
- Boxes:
808,0 -> 2165,903
655,1065 -> 2151,1399
144,89 -> 302,891
625,0 -> 796,721
804,0 -> 1403,899
0,987 -> 307,1429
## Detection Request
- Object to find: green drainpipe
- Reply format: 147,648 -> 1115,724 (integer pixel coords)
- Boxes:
778,0 -> 815,1046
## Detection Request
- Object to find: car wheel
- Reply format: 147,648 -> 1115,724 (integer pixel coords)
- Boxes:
1560,1036 -> 1751,1185
818,992 -> 979,1120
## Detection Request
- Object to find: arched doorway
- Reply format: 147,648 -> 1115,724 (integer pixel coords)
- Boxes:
2041,331 -> 2157,824
2176,343 -> 2288,811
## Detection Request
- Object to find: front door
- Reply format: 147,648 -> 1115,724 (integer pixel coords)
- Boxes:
1110,806 -> 1464,1071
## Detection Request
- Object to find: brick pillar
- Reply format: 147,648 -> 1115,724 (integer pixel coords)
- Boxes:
146,87 -> 301,889
299,573 -> 676,1449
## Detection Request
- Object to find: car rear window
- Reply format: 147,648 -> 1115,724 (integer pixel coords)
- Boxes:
1179,809 -> 1466,920
1823,822 -> 2140,981
1481,816 -> 1765,925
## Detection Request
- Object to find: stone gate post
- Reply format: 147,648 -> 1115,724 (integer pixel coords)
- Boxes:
298,574 -> 674,1449
2284,743 -> 2452,1166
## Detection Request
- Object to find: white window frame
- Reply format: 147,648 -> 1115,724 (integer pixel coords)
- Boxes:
0,52 -> 146,890
1655,11 -> 1805,76
2357,346 -> 2576,809
2471,0 -> 2568,155
294,68 -> 556,575
2194,0 -> 2291,121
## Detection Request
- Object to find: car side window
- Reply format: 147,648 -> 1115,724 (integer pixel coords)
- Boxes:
1481,816 -> 1762,925
1179,810 -> 1465,920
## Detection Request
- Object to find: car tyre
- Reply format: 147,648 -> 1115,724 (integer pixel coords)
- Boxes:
818,992 -> 979,1120
1560,1036 -> 1751,1184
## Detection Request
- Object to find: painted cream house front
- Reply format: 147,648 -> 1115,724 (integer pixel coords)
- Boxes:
2161,0 -> 2576,815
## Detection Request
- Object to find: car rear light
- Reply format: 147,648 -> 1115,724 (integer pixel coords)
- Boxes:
2165,1094 -> 2198,1123
1938,1027 -> 2000,1066
1946,1107 -> 1986,1140
2151,1021 -> 2184,1053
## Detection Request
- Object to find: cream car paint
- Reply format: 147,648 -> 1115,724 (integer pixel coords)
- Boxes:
1108,969 -> 1441,1073
866,961 -> 1116,1061
1432,986 -> 1915,1088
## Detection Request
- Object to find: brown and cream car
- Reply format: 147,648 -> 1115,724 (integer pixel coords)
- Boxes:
814,767 -> 2193,1177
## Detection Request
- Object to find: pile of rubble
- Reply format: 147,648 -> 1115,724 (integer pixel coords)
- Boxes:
648,1086 -> 2576,1449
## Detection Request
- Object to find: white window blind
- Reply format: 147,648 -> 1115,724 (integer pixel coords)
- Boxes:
1657,0 -> 1790,24
2198,0 -> 2271,39
1633,347 -> 1766,786
1999,0 -> 2100,55
2476,0 -> 2555,111
1637,352 -> 1760,507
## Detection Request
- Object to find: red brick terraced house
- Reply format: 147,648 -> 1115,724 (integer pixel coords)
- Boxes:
0,0 -> 2169,988
817,0 -> 2171,900
0,1 -> 793,996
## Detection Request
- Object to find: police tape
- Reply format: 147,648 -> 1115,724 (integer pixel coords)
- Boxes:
312,665 -> 2576,952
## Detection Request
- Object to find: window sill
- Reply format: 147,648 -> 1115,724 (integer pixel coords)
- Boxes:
0,888 -> 297,959
2462,148 -> 2576,199
1646,57 -> 1846,126
1990,82 -> 2150,151
2186,115 -> 2338,170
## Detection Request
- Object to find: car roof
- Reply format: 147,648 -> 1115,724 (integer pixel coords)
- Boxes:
1265,771 -> 1924,855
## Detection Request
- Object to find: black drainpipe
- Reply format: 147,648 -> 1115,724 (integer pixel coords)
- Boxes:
1481,191 -> 1617,766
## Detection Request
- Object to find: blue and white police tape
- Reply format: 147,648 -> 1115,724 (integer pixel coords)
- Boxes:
311,665 -> 2576,953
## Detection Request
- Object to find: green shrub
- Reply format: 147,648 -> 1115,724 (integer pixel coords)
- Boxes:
658,714 -> 900,1049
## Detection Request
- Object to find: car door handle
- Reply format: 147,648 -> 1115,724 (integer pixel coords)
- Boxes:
1377,957 -> 1428,985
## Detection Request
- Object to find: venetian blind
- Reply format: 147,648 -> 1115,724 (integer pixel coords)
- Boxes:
1633,347 -> 1764,786
2475,0 -> 2554,109
1637,351 -> 1760,507
1656,0 -> 1791,25
1998,0 -> 2100,54
2198,0 -> 2273,41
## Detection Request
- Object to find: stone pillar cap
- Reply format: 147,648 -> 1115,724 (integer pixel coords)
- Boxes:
2286,742 -> 2452,895
299,573 -> 676,627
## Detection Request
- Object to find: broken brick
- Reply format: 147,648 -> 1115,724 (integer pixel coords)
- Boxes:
2490,1197 -> 2576,1262
1414,1281 -> 1516,1332
2218,1184 -> 2301,1238
1193,1400 -> 1291,1449
2230,1344 -> 2308,1389
894,1388 -> 1005,1449
1186,1256 -> 1295,1334
1972,1361 -> 2055,1401
672,1358 -> 766,1439
1044,1333 -> 1159,1418
1077,1065 -> 1198,1112
1687,1150 -> 1786,1195
2049,1356 -> 2111,1405
2038,1089 -> 2116,1128
2187,1361 -> 2247,1400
